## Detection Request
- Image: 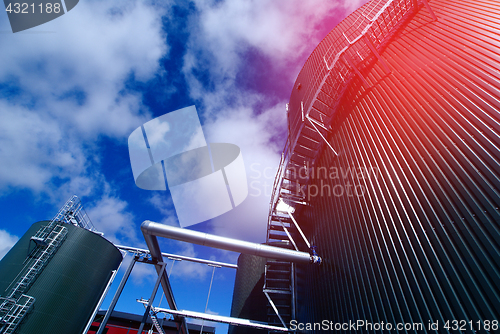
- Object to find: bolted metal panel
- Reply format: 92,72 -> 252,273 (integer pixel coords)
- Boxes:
279,0 -> 500,331
0,221 -> 122,334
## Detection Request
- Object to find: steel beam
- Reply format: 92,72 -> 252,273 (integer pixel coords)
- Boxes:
142,233 -> 190,334
137,262 -> 166,334
95,255 -> 137,334
115,244 -> 237,269
151,307 -> 290,332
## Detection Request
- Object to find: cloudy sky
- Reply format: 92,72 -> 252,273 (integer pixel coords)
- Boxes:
0,0 -> 367,332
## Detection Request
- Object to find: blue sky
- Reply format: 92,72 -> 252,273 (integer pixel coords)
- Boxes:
0,0 -> 366,332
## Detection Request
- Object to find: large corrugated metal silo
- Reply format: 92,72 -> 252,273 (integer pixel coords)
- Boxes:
268,0 -> 500,331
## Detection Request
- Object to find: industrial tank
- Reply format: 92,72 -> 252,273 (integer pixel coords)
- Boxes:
0,220 -> 122,334
268,0 -> 500,331
228,254 -> 268,334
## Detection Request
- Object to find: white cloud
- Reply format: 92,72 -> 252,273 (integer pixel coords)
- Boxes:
0,0 -> 166,137
0,229 -> 19,260
202,103 -> 285,242
0,101 -> 84,192
85,194 -> 138,245
167,242 -> 212,280
0,0 -> 167,200
189,0 -> 342,77
145,103 -> 285,242
149,194 -> 180,226
183,0 -> 365,97
173,0 -> 372,242
344,0 -> 372,13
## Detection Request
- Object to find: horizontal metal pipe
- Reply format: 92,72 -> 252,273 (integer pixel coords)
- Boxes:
115,244 -> 238,269
149,306 -> 289,332
141,220 -> 316,264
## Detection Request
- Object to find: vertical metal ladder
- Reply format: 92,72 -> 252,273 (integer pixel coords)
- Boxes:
0,195 -> 93,334
0,224 -> 67,334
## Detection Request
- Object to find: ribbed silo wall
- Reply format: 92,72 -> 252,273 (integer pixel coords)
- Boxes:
293,0 -> 500,331
228,254 -> 268,334
0,221 -> 122,334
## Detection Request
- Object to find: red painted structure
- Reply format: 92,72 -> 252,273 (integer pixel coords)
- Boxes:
88,310 -> 215,334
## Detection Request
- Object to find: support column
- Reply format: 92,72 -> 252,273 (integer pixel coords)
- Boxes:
137,262 -> 167,334
95,255 -> 138,334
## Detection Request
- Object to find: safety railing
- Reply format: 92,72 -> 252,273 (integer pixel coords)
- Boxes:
269,0 -> 435,218
0,295 -> 35,334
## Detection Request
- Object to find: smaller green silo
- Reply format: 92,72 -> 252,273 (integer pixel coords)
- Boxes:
0,221 -> 123,334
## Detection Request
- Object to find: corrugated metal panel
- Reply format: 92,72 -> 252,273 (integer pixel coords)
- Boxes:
0,221 -> 122,334
290,0 -> 500,331
229,254 -> 268,334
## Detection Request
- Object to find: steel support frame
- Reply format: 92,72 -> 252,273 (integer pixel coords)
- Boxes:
287,210 -> 311,249
116,244 -> 237,269
141,220 -> 322,333
95,255 -> 138,334
95,253 -> 189,334
263,291 -> 288,329
137,262 -> 167,334
142,233 -> 190,334
278,218 -> 298,251
363,35 -> 391,74
82,267 -> 120,334
149,307 -> 290,332
306,115 -> 339,156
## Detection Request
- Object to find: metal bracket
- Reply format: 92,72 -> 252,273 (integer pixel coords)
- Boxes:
287,210 -> 311,249
148,306 -> 290,332
419,0 -> 437,20
363,35 -> 391,74
306,115 -> 339,156
95,256 -> 138,334
263,291 -> 289,330
137,262 -> 167,334
343,53 -> 371,88
278,217 -> 298,251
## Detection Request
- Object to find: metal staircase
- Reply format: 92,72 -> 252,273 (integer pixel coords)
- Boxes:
0,195 -> 94,334
271,0 -> 437,223
264,213 -> 299,332
37,195 -> 96,236
264,2 -> 437,331
149,311 -> 165,334
19,225 -> 66,296
0,295 -> 35,334
0,223 -> 68,334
